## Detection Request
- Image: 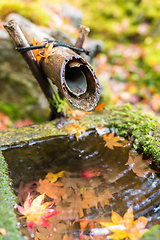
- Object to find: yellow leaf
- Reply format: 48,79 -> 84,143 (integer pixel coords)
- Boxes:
64,124 -> 86,141
109,229 -> 128,240
45,171 -> 65,183
95,102 -> 107,112
123,206 -> 134,228
100,206 -> 148,240
112,211 -> 123,225
103,132 -> 123,149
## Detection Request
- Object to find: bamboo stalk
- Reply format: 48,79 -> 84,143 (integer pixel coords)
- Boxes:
3,19 -> 64,119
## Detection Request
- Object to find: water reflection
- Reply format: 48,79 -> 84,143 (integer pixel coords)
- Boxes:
2,130 -> 160,239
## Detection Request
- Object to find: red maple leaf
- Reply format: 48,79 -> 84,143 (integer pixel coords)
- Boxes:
81,168 -> 102,180
17,193 -> 60,233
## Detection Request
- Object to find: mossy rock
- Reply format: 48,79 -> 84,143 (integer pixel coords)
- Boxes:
0,151 -> 24,240
0,103 -> 160,239
0,103 -> 160,164
140,224 -> 160,240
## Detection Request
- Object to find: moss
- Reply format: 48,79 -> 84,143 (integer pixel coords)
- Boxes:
101,104 -> 159,161
0,151 -> 23,240
140,225 -> 160,240
0,0 -> 51,26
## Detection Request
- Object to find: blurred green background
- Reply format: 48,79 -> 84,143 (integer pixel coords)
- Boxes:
1,0 -> 160,126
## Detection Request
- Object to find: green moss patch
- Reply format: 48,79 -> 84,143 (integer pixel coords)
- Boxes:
140,224 -> 160,240
0,151 -> 23,240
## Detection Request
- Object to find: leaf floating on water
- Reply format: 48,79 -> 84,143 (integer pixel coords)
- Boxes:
81,168 -> 102,180
103,132 -> 124,149
100,206 -> 148,240
45,171 -> 65,183
17,193 -> 60,233
36,179 -> 63,200
126,153 -> 154,178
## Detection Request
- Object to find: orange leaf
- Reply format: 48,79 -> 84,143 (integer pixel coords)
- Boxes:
32,37 -> 44,62
68,109 -> 90,120
0,112 -> 12,129
0,228 -> 6,235
36,179 -> 63,200
14,118 -> 34,127
95,102 -> 107,112
126,153 -> 154,178
103,132 -> 123,149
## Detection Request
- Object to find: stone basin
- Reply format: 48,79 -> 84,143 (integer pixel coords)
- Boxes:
0,104 -> 160,239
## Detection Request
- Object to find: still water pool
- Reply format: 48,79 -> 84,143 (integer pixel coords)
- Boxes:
2,130 -> 160,239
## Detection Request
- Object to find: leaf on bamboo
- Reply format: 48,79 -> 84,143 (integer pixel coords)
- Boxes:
39,41 -> 55,59
32,37 -> 43,62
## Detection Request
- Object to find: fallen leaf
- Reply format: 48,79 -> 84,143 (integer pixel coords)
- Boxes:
14,118 -> 34,127
126,153 -> 154,178
64,124 -> 86,141
95,124 -> 108,136
0,112 -> 12,129
82,188 -> 112,210
103,132 -> 123,149
0,228 -> 6,235
17,193 -> 60,233
95,102 -> 107,112
68,109 -> 89,120
67,194 -> 88,218
100,206 -> 148,240
18,181 -> 38,205
45,171 -> 65,183
36,179 -> 63,199
81,168 -> 101,180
